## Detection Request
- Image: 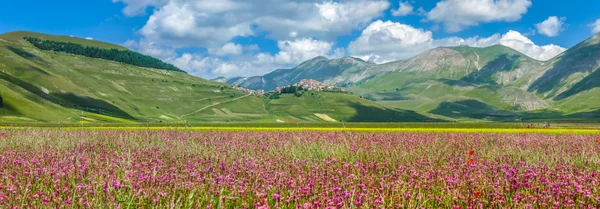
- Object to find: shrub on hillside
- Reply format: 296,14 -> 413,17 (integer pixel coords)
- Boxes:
23,37 -> 184,72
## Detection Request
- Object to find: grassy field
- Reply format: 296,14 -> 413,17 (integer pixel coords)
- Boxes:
1,122 -> 599,135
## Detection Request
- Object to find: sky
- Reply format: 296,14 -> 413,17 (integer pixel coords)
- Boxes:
1,0 -> 599,79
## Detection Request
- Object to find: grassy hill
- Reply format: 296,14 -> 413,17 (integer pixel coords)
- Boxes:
224,56 -> 376,90
264,92 -> 440,122
0,31 -> 263,123
0,31 -> 438,123
1,31 -> 129,50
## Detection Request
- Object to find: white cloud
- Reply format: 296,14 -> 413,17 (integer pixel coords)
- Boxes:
255,38 -> 334,66
139,1 -> 254,48
208,42 -> 243,57
166,38 -> 337,78
85,37 -> 94,40
391,1 -> 414,16
498,30 -> 566,61
112,0 -> 168,16
426,0 -> 532,32
348,20 -> 434,63
123,39 -> 176,60
535,16 -> 566,37
348,20 -> 565,63
130,0 -> 389,48
589,19 -> 600,33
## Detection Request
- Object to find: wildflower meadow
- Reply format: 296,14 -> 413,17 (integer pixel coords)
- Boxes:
0,129 -> 599,208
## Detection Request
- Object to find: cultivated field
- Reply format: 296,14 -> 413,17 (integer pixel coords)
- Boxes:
1,128 -> 599,208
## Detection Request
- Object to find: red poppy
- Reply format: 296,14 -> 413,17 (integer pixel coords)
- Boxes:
468,150 -> 474,156
468,159 -> 474,164
596,139 -> 600,143
474,192 -> 481,197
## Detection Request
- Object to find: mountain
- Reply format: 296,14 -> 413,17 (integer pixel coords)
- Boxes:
529,32 -> 600,98
355,33 -> 600,121
211,76 -> 229,83
0,31 -> 437,123
352,45 -> 551,116
223,56 -> 377,90
235,32 -> 600,121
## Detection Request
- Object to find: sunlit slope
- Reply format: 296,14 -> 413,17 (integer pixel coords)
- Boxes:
263,92 -> 441,122
0,31 -> 266,123
0,31 -> 440,123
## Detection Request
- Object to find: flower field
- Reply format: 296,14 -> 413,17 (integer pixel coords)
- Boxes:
1,129 -> 600,208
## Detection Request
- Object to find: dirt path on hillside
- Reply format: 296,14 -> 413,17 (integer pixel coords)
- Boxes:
180,95 -> 250,119
314,113 -> 337,122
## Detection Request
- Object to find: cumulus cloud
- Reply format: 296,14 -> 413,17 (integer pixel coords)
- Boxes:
348,20 -> 434,63
391,1 -> 414,16
589,19 -> 600,33
535,16 -> 566,37
166,38 -> 338,78
123,39 -> 176,60
85,37 -> 94,40
112,0 -> 168,16
348,20 -> 565,63
132,0 -> 388,48
498,30 -> 566,60
208,42 -> 243,57
426,0 -> 532,32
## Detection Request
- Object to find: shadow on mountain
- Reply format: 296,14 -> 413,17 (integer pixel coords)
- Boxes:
554,67 -> 600,100
5,46 -> 47,65
16,65 -> 50,76
0,71 -> 134,119
348,103 -> 442,122
362,91 -> 408,101
438,79 -> 477,87
460,54 -> 520,85
566,109 -> 600,122
528,42 -> 600,96
50,93 -> 135,119
429,99 -> 517,120
0,71 -> 55,103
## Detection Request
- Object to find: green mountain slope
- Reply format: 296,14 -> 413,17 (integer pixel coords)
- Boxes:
264,92 -> 440,122
0,31 -> 262,123
223,56 -> 377,90
0,31 -> 437,123
529,32 -> 600,100
351,45 -> 550,118
350,33 -> 600,121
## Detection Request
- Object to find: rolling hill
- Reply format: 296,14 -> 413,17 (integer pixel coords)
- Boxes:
0,31 -> 438,123
216,32 -> 600,122
221,56 -> 379,90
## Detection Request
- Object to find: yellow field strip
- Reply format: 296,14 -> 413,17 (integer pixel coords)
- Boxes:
1,126 -> 599,134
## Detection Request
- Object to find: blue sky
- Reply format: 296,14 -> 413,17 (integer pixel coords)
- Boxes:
1,0 -> 599,79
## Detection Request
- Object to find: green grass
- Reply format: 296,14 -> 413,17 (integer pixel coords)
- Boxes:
265,92 -> 440,122
0,31 -> 128,50
0,31 -> 260,123
0,31 -> 440,123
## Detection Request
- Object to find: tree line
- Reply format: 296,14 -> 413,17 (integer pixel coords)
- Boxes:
23,37 -> 184,72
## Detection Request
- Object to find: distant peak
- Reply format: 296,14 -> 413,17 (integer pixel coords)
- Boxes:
312,55 -> 328,60
339,56 -> 368,63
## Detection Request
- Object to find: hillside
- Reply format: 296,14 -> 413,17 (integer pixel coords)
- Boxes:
0,31 -> 264,123
264,91 -> 440,122
229,32 -> 600,122
223,56 -> 377,90
352,34 -> 600,121
351,45 -> 551,118
0,31 -> 438,123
